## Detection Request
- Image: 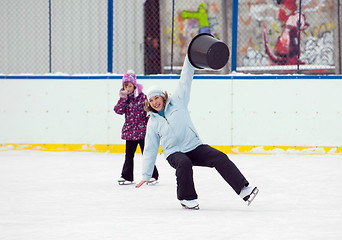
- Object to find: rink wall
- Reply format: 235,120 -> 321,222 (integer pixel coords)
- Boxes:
1,75 -> 342,155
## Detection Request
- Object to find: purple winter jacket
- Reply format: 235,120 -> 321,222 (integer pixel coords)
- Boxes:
114,92 -> 148,141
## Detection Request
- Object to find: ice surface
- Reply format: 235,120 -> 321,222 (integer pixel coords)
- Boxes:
1,151 -> 341,240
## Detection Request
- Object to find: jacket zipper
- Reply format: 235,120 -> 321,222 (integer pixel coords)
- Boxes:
163,116 -> 181,152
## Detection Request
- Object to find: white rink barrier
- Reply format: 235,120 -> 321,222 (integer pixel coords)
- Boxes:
1,75 -> 341,155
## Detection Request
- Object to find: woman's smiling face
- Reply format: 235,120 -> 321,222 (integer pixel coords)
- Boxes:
149,95 -> 165,112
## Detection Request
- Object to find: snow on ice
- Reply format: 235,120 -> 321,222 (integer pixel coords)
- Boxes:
0,151 -> 341,240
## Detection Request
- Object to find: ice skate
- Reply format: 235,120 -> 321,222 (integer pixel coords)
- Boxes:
118,177 -> 134,185
239,186 -> 259,206
148,177 -> 158,185
180,200 -> 199,210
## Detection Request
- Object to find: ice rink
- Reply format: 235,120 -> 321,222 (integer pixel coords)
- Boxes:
1,151 -> 341,240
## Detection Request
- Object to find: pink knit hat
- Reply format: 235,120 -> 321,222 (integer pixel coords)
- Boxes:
121,70 -> 143,98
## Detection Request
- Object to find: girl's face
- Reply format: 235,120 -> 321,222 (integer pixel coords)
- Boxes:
124,82 -> 135,94
149,95 -> 165,112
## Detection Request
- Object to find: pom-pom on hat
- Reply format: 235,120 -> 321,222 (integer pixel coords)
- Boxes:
146,85 -> 165,100
121,70 -> 143,98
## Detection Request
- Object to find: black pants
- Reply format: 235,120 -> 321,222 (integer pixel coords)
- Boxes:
121,139 -> 159,181
167,144 -> 248,200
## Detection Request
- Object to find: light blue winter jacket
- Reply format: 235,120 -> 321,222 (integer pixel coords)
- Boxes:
142,55 -> 203,181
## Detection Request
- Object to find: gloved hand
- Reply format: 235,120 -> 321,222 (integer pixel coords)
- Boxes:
119,89 -> 129,99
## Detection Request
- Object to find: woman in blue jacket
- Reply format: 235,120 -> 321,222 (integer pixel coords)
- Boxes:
136,55 -> 258,209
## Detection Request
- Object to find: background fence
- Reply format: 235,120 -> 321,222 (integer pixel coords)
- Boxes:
0,0 -> 341,75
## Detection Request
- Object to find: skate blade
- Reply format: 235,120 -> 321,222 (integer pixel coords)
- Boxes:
148,180 -> 158,185
181,203 -> 200,210
118,181 -> 134,185
247,187 -> 259,206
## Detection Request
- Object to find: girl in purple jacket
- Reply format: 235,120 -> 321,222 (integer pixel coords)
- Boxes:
114,71 -> 159,185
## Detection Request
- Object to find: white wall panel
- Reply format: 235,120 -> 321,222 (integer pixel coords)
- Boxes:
1,76 -> 341,147
232,79 -> 342,146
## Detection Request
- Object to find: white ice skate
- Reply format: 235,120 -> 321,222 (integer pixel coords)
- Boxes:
148,178 -> 158,185
239,186 -> 259,206
117,177 -> 134,185
180,200 -> 199,210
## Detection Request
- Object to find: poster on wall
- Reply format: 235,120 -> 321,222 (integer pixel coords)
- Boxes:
237,0 -> 336,74
160,0 -> 226,73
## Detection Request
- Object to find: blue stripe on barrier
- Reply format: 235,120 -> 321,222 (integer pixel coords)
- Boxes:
1,75 -> 341,80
